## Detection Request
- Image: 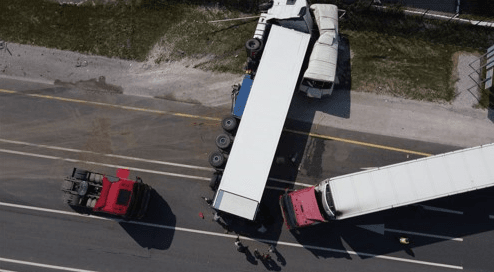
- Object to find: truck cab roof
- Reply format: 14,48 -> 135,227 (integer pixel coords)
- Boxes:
93,169 -> 135,216
285,186 -> 325,228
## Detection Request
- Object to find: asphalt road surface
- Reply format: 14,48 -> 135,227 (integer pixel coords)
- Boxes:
1,78 -> 494,272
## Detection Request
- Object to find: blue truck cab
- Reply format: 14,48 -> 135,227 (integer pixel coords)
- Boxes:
231,74 -> 254,118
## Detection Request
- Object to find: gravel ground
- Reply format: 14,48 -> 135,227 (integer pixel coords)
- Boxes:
0,41 -> 241,107
1,40 -> 493,147
452,53 -> 481,108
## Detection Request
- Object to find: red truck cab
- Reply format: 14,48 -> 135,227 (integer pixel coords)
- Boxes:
280,186 -> 326,229
62,168 -> 151,220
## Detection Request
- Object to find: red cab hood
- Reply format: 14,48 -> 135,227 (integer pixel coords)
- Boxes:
290,186 -> 325,227
94,169 -> 135,215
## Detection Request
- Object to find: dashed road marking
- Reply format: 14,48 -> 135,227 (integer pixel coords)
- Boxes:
0,257 -> 97,272
417,204 -> 464,215
0,148 -> 210,181
386,228 -> 463,242
0,201 -> 463,270
0,138 -> 213,172
0,148 -> 297,191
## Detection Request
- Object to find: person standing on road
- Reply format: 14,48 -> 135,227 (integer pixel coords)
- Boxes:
399,237 -> 410,245
268,244 -> 276,253
235,237 -> 247,253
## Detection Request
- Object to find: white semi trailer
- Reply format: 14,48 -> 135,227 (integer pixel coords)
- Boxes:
207,0 -> 340,221
210,25 -> 310,220
280,143 -> 494,229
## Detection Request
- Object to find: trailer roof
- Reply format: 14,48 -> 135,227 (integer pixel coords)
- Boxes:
213,25 -> 311,220
329,143 -> 494,220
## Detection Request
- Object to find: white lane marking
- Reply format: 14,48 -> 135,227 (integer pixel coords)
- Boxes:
357,224 -> 463,242
0,202 -> 463,270
417,204 -> 464,215
268,177 -> 312,188
0,138 -> 213,172
0,148 -> 290,191
0,148 -> 209,181
0,269 -> 18,272
385,228 -> 463,242
0,257 -> 97,272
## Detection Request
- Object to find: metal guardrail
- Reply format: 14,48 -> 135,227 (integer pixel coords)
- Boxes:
373,5 -> 494,28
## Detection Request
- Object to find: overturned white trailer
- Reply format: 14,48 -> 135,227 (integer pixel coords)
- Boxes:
281,143 -> 494,229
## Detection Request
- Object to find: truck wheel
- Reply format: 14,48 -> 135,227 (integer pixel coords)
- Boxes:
245,38 -> 261,51
245,38 -> 263,60
67,194 -> 81,206
73,169 -> 89,180
209,151 -> 226,169
215,133 -> 232,150
221,116 -> 238,133
209,172 -> 222,191
259,1 -> 274,12
94,174 -> 103,184
61,179 -> 73,190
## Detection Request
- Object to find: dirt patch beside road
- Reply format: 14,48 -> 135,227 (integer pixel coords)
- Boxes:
0,41 -> 242,107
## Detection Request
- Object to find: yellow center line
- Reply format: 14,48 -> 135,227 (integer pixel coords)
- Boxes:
0,89 -> 221,122
1,88 -> 432,156
284,129 -> 433,157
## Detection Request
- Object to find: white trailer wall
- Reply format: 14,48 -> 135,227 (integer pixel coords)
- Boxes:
213,25 -> 311,220
327,143 -> 494,220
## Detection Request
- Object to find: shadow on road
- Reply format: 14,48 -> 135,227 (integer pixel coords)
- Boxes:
119,189 -> 176,250
287,34 -> 352,122
285,186 -> 494,261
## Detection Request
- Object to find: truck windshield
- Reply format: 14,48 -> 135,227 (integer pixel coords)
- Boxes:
322,183 -> 336,218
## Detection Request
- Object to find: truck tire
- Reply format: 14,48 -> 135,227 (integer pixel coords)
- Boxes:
209,172 -> 222,191
67,194 -> 81,206
221,116 -> 238,133
245,38 -> 263,60
61,179 -> 73,191
215,133 -> 232,150
94,174 -> 103,184
245,38 -> 261,51
91,198 -> 97,208
73,169 -> 89,181
259,1 -> 273,12
209,151 -> 226,169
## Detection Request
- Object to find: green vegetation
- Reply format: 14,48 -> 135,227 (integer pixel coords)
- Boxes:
338,4 -> 494,103
345,30 -> 459,101
1,0 -> 493,104
161,7 -> 257,72
0,0 -> 256,70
